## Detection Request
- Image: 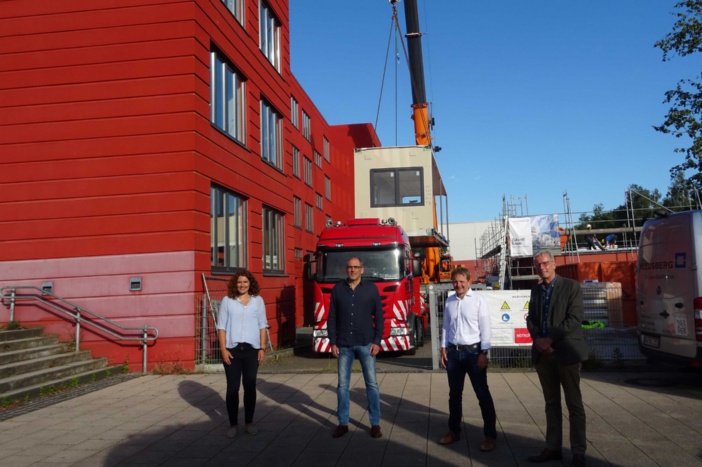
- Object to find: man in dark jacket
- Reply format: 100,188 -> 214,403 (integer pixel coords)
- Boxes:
526,251 -> 588,467
327,256 -> 384,439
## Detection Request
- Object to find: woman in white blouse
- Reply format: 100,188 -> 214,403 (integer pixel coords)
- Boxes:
216,270 -> 268,438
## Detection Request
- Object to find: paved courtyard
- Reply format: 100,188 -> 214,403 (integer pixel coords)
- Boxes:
0,369 -> 701,466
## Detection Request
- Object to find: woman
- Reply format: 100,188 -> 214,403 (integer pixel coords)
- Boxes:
216,270 -> 268,438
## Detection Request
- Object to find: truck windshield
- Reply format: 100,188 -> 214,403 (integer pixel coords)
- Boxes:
317,248 -> 403,282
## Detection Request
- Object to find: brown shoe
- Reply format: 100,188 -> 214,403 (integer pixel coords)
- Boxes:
332,425 -> 349,438
528,448 -> 563,463
370,425 -> 382,438
439,431 -> 460,445
571,454 -> 586,466
480,437 -> 496,452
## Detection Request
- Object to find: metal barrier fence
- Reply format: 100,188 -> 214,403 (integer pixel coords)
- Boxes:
427,283 -> 646,371
195,275 -> 275,369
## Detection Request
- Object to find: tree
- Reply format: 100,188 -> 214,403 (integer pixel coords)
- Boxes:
655,0 -> 702,190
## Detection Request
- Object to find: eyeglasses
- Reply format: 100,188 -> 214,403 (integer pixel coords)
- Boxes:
535,261 -> 554,267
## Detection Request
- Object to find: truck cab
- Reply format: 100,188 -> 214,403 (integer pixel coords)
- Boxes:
305,218 -> 424,354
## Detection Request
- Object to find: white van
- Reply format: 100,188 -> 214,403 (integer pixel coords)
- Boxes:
637,210 -> 702,368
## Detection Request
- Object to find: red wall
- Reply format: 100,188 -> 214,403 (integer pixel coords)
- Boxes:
0,0 -> 373,368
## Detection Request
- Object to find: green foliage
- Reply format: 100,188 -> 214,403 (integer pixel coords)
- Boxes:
655,0 -> 702,190
69,378 -> 79,389
105,368 -> 112,378
90,373 -> 97,383
3,320 -> 22,330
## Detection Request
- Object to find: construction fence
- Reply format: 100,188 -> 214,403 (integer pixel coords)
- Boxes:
427,282 -> 645,370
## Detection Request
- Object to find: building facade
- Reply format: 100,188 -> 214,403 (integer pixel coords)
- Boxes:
0,0 -> 380,370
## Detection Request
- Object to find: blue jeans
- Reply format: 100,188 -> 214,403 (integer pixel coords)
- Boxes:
337,345 -> 381,426
445,347 -> 497,439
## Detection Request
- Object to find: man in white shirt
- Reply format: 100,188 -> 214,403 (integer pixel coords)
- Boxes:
438,266 -> 497,452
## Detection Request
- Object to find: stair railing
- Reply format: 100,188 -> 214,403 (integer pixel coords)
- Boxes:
1,286 -> 158,373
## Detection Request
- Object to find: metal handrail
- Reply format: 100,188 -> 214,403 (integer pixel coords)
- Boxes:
1,285 -> 159,373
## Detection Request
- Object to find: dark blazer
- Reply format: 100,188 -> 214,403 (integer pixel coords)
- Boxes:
527,276 -> 588,365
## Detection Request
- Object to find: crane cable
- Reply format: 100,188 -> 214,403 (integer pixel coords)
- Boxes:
374,1 -> 432,147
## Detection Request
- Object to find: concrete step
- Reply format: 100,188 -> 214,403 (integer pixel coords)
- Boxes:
0,364 -> 124,403
0,357 -> 109,394
0,350 -> 94,379
0,335 -> 60,352
0,343 -> 65,366
0,326 -> 44,342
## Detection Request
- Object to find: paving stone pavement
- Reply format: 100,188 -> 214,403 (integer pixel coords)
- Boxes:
0,368 -> 701,466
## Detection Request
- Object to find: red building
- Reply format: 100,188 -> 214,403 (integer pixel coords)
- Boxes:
0,0 -> 380,370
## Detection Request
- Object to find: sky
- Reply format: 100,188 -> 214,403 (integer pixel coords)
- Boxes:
289,1 -> 699,223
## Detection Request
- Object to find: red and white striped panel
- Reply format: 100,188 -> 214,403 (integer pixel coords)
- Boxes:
313,338 -> 332,353
391,299 -> 410,321
380,336 -> 410,352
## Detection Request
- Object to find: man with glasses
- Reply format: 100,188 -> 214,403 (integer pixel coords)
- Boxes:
527,251 -> 588,467
328,257 -> 384,439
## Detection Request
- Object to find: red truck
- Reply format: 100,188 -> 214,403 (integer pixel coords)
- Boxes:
304,218 -> 425,354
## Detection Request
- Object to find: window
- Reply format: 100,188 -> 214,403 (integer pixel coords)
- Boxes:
292,146 -> 300,178
370,167 -> 424,207
323,137 -> 330,162
262,206 -> 284,272
259,1 -> 280,71
261,100 -> 283,170
325,176 -> 331,200
293,196 -> 302,228
326,215 -> 332,227
316,193 -> 323,210
314,150 -> 322,168
302,110 -> 311,140
303,157 -> 313,187
210,51 -> 246,143
305,203 -> 314,233
294,248 -> 303,260
221,0 -> 244,24
291,97 -> 299,129
211,185 -> 247,270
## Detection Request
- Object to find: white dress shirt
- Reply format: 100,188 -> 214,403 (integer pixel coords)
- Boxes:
441,289 -> 491,350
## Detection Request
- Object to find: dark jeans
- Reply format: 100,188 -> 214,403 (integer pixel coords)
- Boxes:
535,353 -> 586,455
446,347 -> 497,439
223,343 -> 259,426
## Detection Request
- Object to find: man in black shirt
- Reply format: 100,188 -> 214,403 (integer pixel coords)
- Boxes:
328,256 -> 384,439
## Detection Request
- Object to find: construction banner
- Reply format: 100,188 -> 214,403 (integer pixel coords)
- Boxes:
479,290 -> 532,347
508,217 -> 532,257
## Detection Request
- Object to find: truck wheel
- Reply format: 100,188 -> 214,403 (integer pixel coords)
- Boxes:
406,320 -> 417,355
417,320 -> 424,347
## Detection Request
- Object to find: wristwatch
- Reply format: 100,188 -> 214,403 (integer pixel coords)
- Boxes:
480,350 -> 489,356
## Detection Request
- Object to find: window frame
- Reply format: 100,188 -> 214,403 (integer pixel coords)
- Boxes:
323,136 -> 330,162
291,96 -> 299,129
221,0 -> 245,25
370,167 -> 425,207
305,203 -> 314,233
302,110 -> 311,141
325,175 -> 331,200
303,156 -> 313,187
210,50 -> 246,144
293,196 -> 302,228
260,99 -> 284,171
262,206 -> 285,273
210,185 -> 248,272
259,0 -> 281,71
292,145 -> 300,178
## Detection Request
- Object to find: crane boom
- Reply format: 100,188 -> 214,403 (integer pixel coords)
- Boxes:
402,0 -> 431,146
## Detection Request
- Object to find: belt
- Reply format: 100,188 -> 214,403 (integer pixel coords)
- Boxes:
447,342 -> 480,351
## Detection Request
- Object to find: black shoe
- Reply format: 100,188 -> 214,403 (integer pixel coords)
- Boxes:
332,425 -> 349,438
528,448 -> 563,463
571,454 -> 586,466
370,425 -> 382,438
